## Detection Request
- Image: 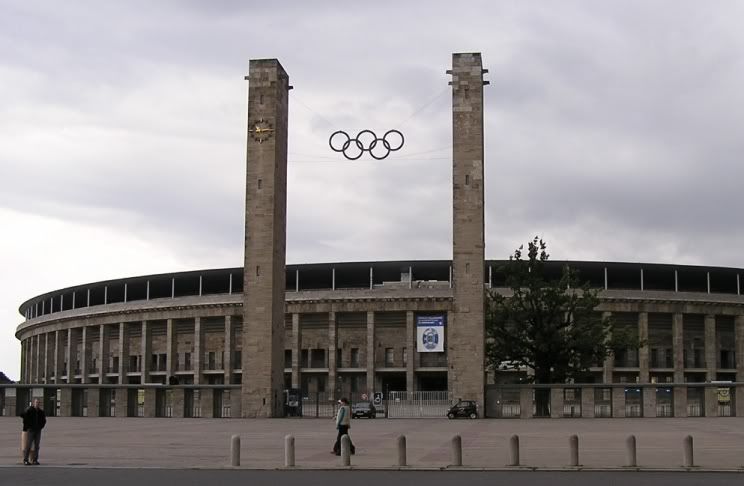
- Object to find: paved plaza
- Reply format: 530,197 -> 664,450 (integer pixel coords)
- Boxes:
1,417 -> 743,470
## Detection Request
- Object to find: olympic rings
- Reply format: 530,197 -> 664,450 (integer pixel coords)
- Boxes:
329,129 -> 405,160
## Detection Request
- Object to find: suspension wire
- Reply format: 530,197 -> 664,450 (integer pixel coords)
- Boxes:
394,87 -> 450,128
292,94 -> 337,128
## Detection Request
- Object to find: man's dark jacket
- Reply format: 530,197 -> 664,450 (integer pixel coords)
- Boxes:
21,407 -> 47,432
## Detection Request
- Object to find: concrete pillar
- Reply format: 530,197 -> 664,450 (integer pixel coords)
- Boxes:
674,386 -> 687,417
59,388 -> 72,417
43,333 -> 50,383
19,340 -> 26,383
736,316 -> 744,382
519,387 -> 532,419
290,313 -> 300,389
611,387 -> 625,418
642,387 -> 656,418
114,387 -> 128,418
54,330 -> 63,384
34,335 -> 41,383
81,326 -> 90,384
166,319 -> 176,380
580,387 -> 594,418
448,52 -> 487,410
99,324 -> 109,379
200,388 -> 214,418
171,388 -> 185,418
704,315 -> 716,381
118,323 -> 129,384
87,388 -> 100,417
225,315 -> 234,384
366,311 -> 375,393
406,311 -> 415,392
638,312 -> 649,383
550,387 -> 564,418
602,312 -> 613,383
230,388 -> 242,418
704,387 -> 717,417
736,385 -> 744,418
29,336 -> 35,384
143,388 -> 156,417
241,58 -> 290,418
141,321 -> 151,384
672,313 -> 684,383
65,328 -> 73,383
328,311 -> 338,400
194,317 -> 203,385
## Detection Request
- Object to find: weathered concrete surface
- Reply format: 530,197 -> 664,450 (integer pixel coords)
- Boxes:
1,417 -> 743,469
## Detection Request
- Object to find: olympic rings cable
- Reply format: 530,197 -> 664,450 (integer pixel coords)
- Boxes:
328,129 -> 405,160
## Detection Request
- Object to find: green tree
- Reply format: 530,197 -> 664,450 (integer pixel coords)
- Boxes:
486,238 -> 635,414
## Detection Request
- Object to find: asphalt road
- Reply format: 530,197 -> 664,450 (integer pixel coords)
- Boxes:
0,469 -> 741,486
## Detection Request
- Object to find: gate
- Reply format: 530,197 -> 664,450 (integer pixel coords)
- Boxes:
387,391 -> 452,418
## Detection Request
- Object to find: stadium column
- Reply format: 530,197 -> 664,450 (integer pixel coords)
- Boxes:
81,326 -> 89,384
224,315 -> 233,384
735,315 -> 744,418
141,321 -> 151,383
242,58 -> 290,418
447,52 -> 488,408
328,311 -> 338,400
638,312 -> 649,383
406,311 -> 415,391
166,319 -> 175,379
54,330 -> 63,384
65,328 -> 73,383
366,311 -> 375,394
118,323 -> 129,385
43,333 -> 49,383
19,340 -> 25,383
672,312 -> 687,416
194,317 -> 203,385
99,324 -> 109,378
29,336 -> 35,383
704,315 -> 717,382
291,313 -> 300,389
602,312 -> 614,383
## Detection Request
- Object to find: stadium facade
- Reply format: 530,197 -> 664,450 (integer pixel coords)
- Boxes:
12,54 -> 744,418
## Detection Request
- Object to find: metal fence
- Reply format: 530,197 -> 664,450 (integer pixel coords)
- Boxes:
387,391 -> 452,418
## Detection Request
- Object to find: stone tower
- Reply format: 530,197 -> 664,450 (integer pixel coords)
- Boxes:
242,59 -> 290,417
447,53 -> 488,408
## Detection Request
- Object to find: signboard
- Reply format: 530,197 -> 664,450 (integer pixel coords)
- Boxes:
717,388 -> 731,403
373,392 -> 383,406
417,315 -> 445,353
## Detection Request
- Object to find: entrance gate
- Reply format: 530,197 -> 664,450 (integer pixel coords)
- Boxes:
386,391 -> 451,418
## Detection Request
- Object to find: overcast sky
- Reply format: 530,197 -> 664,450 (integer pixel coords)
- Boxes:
2,0 -> 743,380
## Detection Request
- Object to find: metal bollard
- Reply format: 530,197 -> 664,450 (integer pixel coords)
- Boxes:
285,434 -> 295,468
625,435 -> 637,467
508,434 -> 520,466
397,435 -> 407,467
341,435 -> 351,466
230,434 -> 240,467
451,435 -> 463,467
683,435 -> 694,468
569,435 -> 579,467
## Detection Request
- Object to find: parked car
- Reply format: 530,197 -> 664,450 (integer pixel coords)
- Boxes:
352,401 -> 377,419
447,399 -> 478,419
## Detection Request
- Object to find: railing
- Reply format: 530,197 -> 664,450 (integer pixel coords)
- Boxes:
485,383 -> 743,418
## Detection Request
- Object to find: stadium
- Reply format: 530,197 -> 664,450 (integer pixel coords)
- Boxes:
9,54 -> 744,418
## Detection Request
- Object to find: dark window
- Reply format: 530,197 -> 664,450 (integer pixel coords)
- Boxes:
385,348 -> 394,367
350,348 -> 360,368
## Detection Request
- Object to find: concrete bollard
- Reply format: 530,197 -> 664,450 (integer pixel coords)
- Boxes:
397,435 -> 407,467
508,435 -> 520,466
569,434 -> 579,467
451,435 -> 463,467
230,434 -> 240,467
341,435 -> 351,466
683,435 -> 694,468
625,435 -> 637,467
285,434 -> 295,468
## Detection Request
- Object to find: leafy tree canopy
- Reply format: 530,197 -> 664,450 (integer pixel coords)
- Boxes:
486,237 -> 636,384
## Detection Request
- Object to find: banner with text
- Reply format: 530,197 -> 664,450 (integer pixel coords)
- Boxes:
417,315 -> 445,353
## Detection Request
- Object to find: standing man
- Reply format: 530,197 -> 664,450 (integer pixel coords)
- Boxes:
332,397 -> 354,455
21,398 -> 46,465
